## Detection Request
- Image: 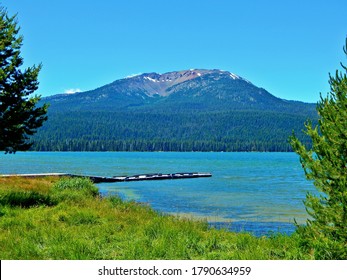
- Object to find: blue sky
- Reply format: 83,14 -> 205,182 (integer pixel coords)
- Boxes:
3,0 -> 347,102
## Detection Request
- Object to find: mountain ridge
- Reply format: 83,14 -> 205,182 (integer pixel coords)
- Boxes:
42,68 -> 315,114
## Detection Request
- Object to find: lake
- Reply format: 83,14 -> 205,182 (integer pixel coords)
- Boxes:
0,152 -> 314,236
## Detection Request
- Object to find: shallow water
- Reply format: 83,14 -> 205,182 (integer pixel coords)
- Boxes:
0,152 -> 314,235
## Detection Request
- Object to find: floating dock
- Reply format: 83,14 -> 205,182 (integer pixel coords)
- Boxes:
117,172 -> 211,182
0,172 -> 212,183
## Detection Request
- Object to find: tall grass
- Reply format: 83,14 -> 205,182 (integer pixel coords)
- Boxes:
0,176 -> 311,260
0,190 -> 55,207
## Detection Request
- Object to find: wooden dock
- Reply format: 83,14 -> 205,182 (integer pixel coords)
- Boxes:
0,172 -> 212,183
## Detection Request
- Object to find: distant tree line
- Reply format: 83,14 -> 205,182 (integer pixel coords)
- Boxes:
30,110 -> 314,152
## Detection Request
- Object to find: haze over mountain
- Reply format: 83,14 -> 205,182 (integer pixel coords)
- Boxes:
33,69 -> 317,152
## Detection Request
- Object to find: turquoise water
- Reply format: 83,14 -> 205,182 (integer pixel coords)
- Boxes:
0,152 -> 314,235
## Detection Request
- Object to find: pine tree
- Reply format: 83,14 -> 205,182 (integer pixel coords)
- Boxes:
290,39 -> 347,259
0,7 -> 48,153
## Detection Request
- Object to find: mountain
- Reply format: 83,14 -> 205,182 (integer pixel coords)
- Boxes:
43,69 -> 314,113
33,69 -> 317,152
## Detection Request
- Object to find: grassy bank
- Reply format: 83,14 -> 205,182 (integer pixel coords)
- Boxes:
0,176 -> 310,259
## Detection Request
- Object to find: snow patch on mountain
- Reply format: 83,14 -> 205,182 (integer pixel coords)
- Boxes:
144,76 -> 159,83
229,73 -> 239,80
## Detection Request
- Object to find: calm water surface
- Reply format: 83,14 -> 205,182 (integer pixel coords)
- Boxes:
0,152 -> 314,236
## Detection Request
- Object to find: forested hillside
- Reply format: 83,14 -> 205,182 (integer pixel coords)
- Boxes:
31,111 -> 315,152
31,69 -> 317,152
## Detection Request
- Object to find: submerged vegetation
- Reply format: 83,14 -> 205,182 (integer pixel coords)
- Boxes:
0,176 -> 311,260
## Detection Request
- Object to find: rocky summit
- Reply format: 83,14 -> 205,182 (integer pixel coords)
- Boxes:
123,69 -> 245,97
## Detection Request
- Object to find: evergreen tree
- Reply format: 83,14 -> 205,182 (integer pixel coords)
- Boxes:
0,7 -> 47,153
290,39 -> 347,259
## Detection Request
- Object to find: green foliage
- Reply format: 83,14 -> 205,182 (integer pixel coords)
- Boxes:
0,6 -> 48,153
30,110 -> 315,152
52,177 -> 98,195
0,177 -> 311,260
0,190 -> 55,208
290,39 -> 347,259
51,177 -> 99,202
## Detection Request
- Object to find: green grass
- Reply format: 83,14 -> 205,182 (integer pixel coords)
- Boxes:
0,176 -> 311,260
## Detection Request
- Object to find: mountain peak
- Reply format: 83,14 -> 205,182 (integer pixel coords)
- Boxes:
120,69 -> 245,96
140,69 -> 242,81
126,69 -> 242,81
